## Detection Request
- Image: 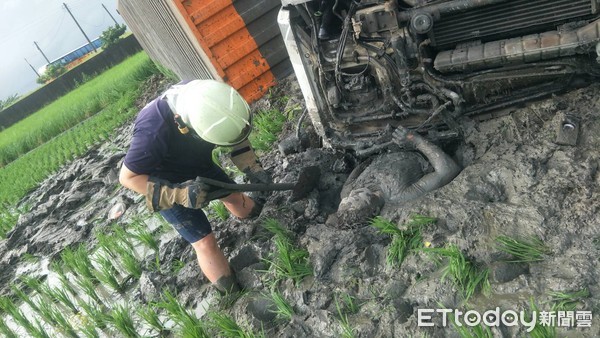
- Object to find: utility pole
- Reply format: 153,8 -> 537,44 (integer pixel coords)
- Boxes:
24,58 -> 40,77
33,41 -> 51,64
102,3 -> 119,25
63,2 -> 97,52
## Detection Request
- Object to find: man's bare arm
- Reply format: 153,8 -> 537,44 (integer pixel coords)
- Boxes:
119,164 -> 149,195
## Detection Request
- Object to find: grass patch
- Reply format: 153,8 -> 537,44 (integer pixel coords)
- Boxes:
60,244 -> 97,283
157,289 -> 209,338
93,253 -> 123,292
269,290 -> 295,322
137,304 -> 167,335
260,218 -> 311,284
450,311 -> 493,338
495,235 -> 550,263
547,288 -> 589,311
110,304 -> 139,338
371,215 -> 435,267
335,294 -> 358,338
208,312 -> 263,338
528,300 -> 556,338
266,235 -> 312,285
78,299 -> 110,330
423,245 -> 490,302
0,53 -> 160,208
261,218 -> 292,240
0,52 -> 153,167
210,201 -> 230,221
249,106 -> 290,152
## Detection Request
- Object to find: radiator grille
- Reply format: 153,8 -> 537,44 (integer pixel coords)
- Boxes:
432,0 -> 594,48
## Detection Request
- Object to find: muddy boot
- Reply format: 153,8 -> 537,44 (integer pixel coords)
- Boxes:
214,274 -> 241,295
214,273 -> 243,308
247,198 -> 264,219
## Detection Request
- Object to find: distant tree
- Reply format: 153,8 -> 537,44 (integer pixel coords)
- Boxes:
100,24 -> 127,49
0,94 -> 19,111
36,63 -> 67,84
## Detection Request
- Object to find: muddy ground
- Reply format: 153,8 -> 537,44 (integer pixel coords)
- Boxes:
1,74 -> 599,337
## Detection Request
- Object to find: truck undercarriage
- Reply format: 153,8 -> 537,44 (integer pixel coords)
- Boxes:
278,0 -> 600,154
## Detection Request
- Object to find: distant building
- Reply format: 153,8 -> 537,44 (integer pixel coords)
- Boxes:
38,38 -> 103,74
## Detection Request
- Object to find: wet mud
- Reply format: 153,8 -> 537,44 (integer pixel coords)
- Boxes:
1,76 -> 599,337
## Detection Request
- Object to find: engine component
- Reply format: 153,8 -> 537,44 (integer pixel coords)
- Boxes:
278,0 -> 600,152
434,18 -> 600,72
431,0 -> 597,48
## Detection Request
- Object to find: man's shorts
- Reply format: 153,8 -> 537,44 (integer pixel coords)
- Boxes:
159,165 -> 234,243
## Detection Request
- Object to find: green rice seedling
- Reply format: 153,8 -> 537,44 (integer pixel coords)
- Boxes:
60,245 -> 97,283
93,253 -> 123,293
423,245 -> 489,302
38,283 -> 79,314
11,283 -> 40,313
172,259 -> 186,274
78,299 -> 110,330
269,290 -> 294,322
261,218 -> 292,240
20,252 -> 39,263
336,293 -> 360,315
34,298 -> 78,338
211,201 -> 230,221
528,299 -> 556,338
157,289 -> 209,338
115,244 -> 142,279
130,220 -> 161,269
0,296 -> 36,336
495,235 -> 550,263
110,303 -> 139,338
0,53 -> 155,167
449,311 -> 493,338
95,230 -> 118,258
335,295 -> 356,338
20,275 -> 44,294
112,224 -> 136,252
0,316 -> 18,338
249,108 -> 289,152
137,304 -> 166,335
32,297 -> 56,327
130,220 -> 159,251
75,276 -> 103,305
371,215 -> 435,267
266,235 -> 312,284
79,321 -> 100,338
0,54 -> 159,209
207,311 -> 263,338
547,288 -> 589,311
30,318 -> 52,338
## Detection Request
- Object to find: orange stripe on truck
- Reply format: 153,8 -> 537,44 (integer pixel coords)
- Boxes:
174,0 -> 276,103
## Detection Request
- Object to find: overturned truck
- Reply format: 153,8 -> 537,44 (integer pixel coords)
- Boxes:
278,0 -> 600,153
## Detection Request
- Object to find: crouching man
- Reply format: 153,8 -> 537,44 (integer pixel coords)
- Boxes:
119,80 -> 268,294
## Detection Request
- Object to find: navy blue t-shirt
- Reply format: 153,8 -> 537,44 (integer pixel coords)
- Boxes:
123,97 -> 217,183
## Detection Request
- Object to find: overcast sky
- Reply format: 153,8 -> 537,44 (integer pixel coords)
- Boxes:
0,0 -> 126,100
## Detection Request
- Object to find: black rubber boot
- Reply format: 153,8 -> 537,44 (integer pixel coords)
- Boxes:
214,274 -> 241,295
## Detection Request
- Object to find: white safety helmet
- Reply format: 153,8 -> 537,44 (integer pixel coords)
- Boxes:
164,80 -> 252,146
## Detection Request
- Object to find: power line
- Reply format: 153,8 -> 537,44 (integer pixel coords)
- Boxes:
33,41 -> 51,64
102,3 -> 119,25
63,2 -> 97,52
24,58 -> 40,77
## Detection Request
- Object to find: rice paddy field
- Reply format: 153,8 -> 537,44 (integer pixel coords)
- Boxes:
0,52 -> 159,208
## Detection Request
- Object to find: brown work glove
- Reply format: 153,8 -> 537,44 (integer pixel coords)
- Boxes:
146,177 -> 210,212
230,139 -> 272,184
